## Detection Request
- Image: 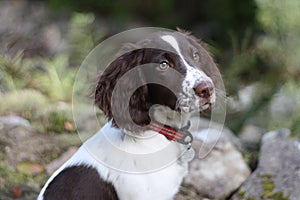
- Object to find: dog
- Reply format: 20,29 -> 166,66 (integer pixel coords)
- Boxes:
38,29 -> 219,200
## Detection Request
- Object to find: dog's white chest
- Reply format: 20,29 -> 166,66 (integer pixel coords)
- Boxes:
86,123 -> 188,200
39,123 -> 189,200
84,123 -> 188,200
114,163 -> 187,200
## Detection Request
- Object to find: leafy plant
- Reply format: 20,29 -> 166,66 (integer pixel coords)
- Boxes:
67,12 -> 105,67
44,110 -> 74,133
0,51 -> 35,92
255,0 -> 300,137
0,89 -> 47,119
0,53 -> 76,103
223,0 -> 300,135
33,54 -> 76,102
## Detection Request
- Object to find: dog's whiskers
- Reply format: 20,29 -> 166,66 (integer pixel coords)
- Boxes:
175,97 -> 183,109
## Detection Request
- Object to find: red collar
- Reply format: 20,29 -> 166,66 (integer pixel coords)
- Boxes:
148,120 -> 193,145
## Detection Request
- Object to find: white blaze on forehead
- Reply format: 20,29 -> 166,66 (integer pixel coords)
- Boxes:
161,36 -> 181,55
161,34 -> 216,111
161,34 -> 213,89
161,35 -> 189,67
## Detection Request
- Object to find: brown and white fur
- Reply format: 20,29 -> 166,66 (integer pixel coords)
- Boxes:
38,30 -> 219,200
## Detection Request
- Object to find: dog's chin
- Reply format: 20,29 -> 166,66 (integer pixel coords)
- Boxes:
201,102 -> 212,110
177,94 -> 215,114
179,106 -> 194,113
199,103 -> 213,115
179,102 -> 213,114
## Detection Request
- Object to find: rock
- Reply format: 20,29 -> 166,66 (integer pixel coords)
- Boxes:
239,124 -> 264,150
0,123 -> 81,168
0,115 -> 31,129
41,24 -> 66,55
182,117 -> 250,199
17,162 -> 44,176
231,129 -> 300,200
228,84 -> 259,112
0,1 -> 67,57
175,185 -> 212,200
46,146 -> 78,175
270,91 -> 297,122
189,117 -> 242,151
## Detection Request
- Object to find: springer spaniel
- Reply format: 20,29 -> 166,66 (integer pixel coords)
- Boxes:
38,30 -> 219,200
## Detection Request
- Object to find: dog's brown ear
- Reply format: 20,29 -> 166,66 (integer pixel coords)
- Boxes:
177,27 -> 206,47
176,27 -> 192,36
94,45 -> 151,132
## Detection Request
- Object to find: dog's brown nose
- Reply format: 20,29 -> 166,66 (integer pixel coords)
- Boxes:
193,81 -> 214,98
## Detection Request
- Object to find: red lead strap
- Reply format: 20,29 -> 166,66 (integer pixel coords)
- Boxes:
148,120 -> 193,145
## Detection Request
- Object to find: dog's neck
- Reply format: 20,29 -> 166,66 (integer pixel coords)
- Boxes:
122,105 -> 191,139
150,105 -> 191,129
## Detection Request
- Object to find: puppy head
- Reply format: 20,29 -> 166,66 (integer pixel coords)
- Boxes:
94,31 -> 219,132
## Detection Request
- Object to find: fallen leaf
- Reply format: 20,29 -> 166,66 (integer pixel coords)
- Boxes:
64,121 -> 74,132
46,147 -> 78,175
12,186 -> 22,198
17,162 -> 44,176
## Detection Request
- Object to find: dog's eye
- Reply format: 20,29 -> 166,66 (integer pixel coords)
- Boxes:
193,52 -> 200,62
158,61 -> 170,71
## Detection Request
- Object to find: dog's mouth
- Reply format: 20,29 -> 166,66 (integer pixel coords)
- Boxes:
199,96 -> 214,111
199,102 -> 213,114
200,102 -> 211,110
176,96 -> 214,113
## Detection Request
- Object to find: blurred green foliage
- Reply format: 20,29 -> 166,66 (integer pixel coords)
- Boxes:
67,12 -> 106,66
256,0 -> 300,79
1,0 -> 300,137
0,163 -> 44,196
44,110 -> 73,133
0,12 -> 97,197
0,52 -> 74,102
219,0 -> 300,136
47,0 -> 257,45
0,12 -> 102,134
0,89 -> 47,119
256,0 -> 300,136
33,55 -> 75,102
0,1 -> 300,198
0,51 -> 36,92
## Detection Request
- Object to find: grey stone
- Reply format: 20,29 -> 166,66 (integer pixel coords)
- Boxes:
183,117 -> 250,199
189,117 -> 243,151
231,129 -> 300,200
0,115 -> 31,128
227,84 -> 259,112
46,146 -> 78,175
270,92 -> 298,121
0,1 -> 67,57
0,124 -> 81,168
239,124 -> 264,150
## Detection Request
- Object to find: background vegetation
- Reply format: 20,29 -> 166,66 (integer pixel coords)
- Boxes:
0,0 -> 299,199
